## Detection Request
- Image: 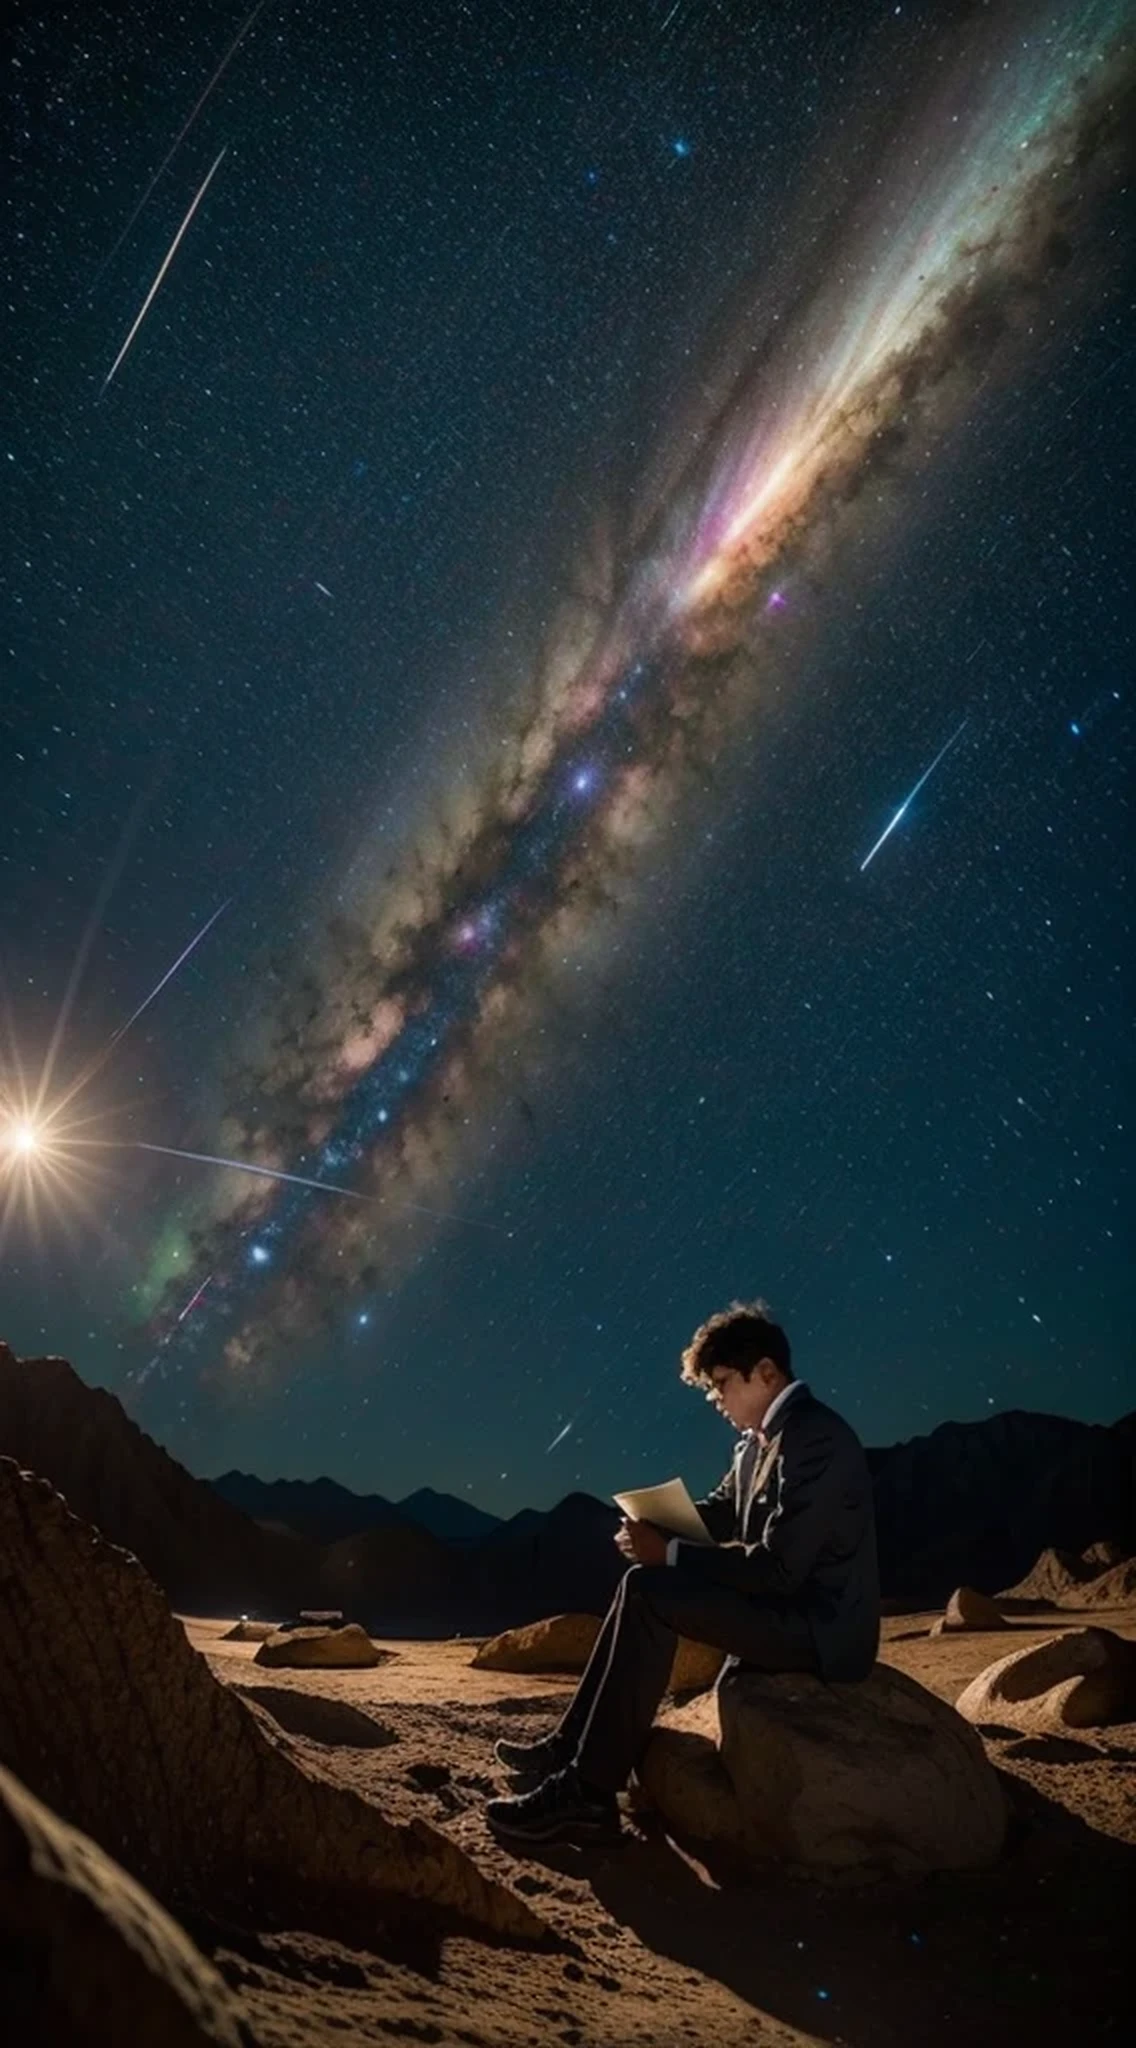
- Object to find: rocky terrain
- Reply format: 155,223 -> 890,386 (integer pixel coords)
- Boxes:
141,1590 -> 1136,2044
0,1341 -> 1132,2044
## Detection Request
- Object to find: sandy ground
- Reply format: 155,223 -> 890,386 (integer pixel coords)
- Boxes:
179,1607 -> 1135,2048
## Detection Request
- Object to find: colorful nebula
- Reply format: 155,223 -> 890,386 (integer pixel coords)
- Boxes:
136,0 -> 1133,1400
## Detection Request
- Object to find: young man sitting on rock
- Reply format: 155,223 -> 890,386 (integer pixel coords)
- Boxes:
486,1300 -> 880,1846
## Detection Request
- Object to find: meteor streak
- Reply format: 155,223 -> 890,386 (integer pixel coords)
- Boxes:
108,902 -> 231,1048
176,1273 -> 214,1322
100,147 -> 228,394
14,887 -> 232,1149
132,0 -> 1130,1400
91,0 -> 270,287
133,1141 -> 507,1230
134,1141 -> 368,1201
859,721 -> 969,873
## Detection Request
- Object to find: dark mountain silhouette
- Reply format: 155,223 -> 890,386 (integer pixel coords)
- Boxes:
3,1343 -> 1133,1622
483,1507 -> 545,1543
0,1345 -> 308,1613
397,1486 -> 502,1545
0,1347 -> 490,1629
469,1491 -> 624,1627
211,1471 -> 502,1551
867,1408 -> 1136,1602
321,1519 -> 471,1630
213,1469 -> 408,1545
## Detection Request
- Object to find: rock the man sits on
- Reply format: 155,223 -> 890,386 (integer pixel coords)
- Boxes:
487,1299 -> 879,1845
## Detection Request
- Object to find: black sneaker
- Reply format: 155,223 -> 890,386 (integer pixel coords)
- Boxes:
486,1766 -> 620,1846
493,1729 -> 574,1776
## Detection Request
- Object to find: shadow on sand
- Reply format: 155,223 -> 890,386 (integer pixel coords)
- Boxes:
235,1683 -> 398,1749
516,1771 -> 1130,2048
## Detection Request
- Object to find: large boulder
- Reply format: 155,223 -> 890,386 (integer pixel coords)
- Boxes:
471,1612 -> 722,1693
472,1612 -> 601,1672
641,1663 -> 1006,1876
0,1761 -> 243,2047
254,1622 -> 385,1668
0,1459 -> 546,1946
671,1637 -> 726,1693
930,1585 -> 1009,1634
955,1627 -> 1136,1734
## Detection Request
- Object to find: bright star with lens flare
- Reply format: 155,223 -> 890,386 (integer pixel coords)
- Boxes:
6,1120 -> 42,1156
0,1081 -> 110,1247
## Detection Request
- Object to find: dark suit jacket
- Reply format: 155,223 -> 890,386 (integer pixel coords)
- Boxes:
677,1385 -> 880,1681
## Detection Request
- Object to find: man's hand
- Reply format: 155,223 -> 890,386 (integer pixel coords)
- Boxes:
615,1517 -> 668,1566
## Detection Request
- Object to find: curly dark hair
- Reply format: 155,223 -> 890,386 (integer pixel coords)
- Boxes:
680,1299 -> 792,1387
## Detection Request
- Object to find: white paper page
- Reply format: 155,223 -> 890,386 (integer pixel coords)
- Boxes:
612,1477 -> 712,1545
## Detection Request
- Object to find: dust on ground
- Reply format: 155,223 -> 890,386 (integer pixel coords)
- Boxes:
180,1605 -> 1135,2048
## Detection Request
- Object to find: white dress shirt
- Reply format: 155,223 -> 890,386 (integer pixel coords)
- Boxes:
664,1380 -> 808,1565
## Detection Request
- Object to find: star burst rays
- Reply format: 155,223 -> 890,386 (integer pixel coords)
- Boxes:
0,1072 -> 111,1245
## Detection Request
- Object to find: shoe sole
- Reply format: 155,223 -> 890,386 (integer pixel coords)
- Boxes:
487,1811 -> 621,1845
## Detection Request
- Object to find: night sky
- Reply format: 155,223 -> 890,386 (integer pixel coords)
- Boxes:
2,0 -> 1133,1516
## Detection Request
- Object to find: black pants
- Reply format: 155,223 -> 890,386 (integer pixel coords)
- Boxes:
559,1562 -> 818,1795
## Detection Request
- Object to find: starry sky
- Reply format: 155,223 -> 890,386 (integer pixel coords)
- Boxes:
2,0 -> 1133,1516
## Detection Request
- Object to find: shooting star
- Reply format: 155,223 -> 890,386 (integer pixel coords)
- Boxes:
129,1270 -> 215,1391
133,1141 -> 509,1232
859,719 -> 969,872
100,146 -> 228,394
176,1273 -> 214,1322
545,1395 -> 594,1453
108,901 -> 231,1049
90,0 -> 270,289
134,1142 -> 369,1201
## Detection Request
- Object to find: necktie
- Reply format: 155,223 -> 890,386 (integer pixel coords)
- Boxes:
738,1432 -> 763,1527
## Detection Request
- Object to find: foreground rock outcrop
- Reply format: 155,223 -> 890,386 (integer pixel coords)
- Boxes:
254,1622 -> 386,1668
641,1663 -> 1007,1875
955,1627 -> 1136,1734
0,1459 -> 546,1946
472,1612 -> 723,1693
0,1761 -> 244,2047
